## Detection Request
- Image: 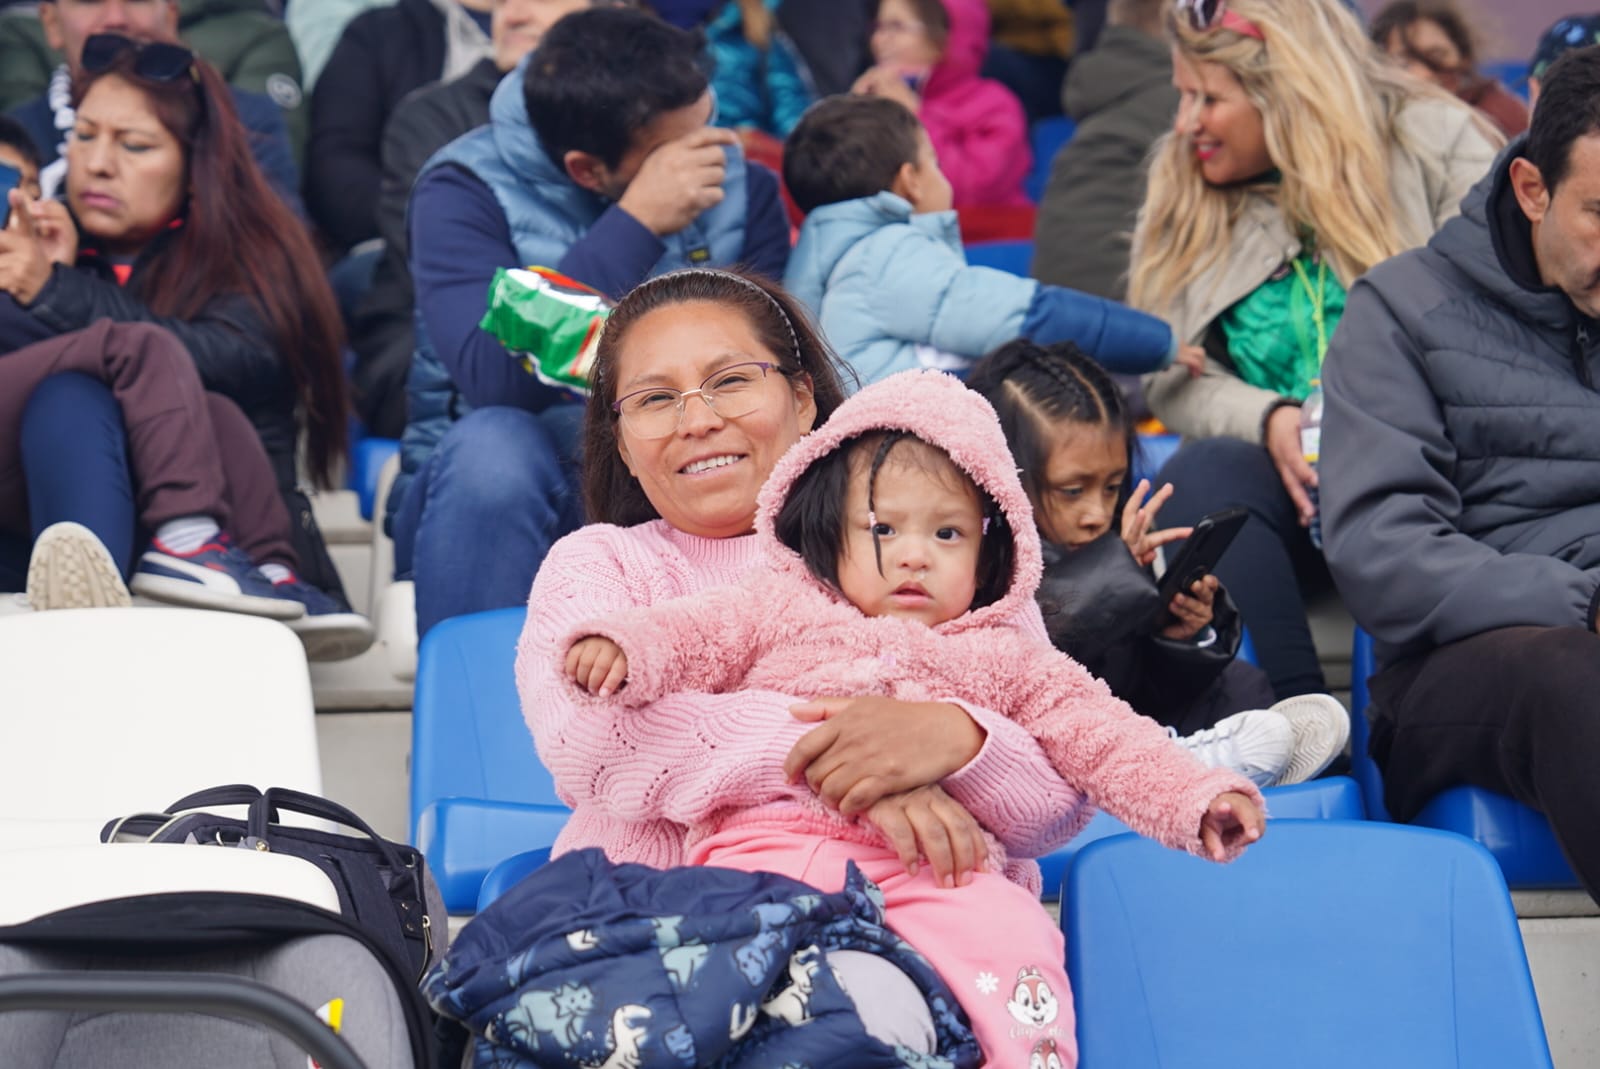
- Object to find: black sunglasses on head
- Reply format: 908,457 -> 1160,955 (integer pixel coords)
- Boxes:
81,33 -> 197,83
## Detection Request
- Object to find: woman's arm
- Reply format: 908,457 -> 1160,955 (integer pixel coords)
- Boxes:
517,531 -> 818,826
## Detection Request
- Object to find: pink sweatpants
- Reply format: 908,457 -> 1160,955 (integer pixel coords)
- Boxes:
691,828 -> 1077,1069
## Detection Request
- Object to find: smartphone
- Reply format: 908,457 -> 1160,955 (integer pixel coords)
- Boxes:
0,162 -> 20,229
1155,506 -> 1249,609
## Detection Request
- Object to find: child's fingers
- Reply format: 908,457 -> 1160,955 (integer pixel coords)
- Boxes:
1201,820 -> 1225,862
598,652 -> 628,697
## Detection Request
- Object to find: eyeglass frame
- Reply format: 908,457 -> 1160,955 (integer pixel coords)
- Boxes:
611,361 -> 793,439
1174,0 -> 1266,41
81,33 -> 200,84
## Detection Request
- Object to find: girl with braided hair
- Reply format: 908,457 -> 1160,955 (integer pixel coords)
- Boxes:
967,338 -> 1349,786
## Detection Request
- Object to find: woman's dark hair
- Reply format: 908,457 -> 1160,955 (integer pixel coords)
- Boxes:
966,339 -> 1138,519
71,44 -> 349,488
583,268 -> 856,526
1369,0 -> 1479,72
899,0 -> 951,51
526,7 -> 710,169
0,114 -> 41,170
773,430 -> 1014,613
783,95 -> 923,215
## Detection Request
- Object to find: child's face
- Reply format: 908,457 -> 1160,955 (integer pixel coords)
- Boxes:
872,0 -> 941,70
1035,424 -> 1127,549
837,441 -> 984,627
0,145 -> 41,201
903,128 -> 953,214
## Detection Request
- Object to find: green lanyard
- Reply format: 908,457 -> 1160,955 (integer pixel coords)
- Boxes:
1290,254 -> 1329,369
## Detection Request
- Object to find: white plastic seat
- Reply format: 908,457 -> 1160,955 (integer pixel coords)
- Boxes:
0,608 -> 321,848
0,845 -> 342,925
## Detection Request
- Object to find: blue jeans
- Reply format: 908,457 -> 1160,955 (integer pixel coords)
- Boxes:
1156,436 -> 1331,700
0,373 -> 137,591
391,404 -> 585,637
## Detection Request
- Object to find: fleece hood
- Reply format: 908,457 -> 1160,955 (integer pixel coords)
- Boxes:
926,0 -> 991,89
754,369 -> 1043,634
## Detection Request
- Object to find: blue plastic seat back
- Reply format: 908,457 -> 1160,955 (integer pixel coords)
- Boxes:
1025,116 -> 1076,202
1350,627 -> 1577,887
1066,820 -> 1553,1069
477,847 -> 555,912
1132,432 -> 1180,488
347,436 -> 400,522
1035,776 -> 1363,900
964,239 -> 1034,278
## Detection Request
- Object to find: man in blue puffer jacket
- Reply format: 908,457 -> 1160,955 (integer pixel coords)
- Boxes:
782,94 -> 1199,387
390,7 -> 791,637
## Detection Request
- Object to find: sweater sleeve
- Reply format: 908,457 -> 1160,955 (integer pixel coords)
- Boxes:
1000,637 -> 1263,861
1020,282 -> 1177,374
516,531 -> 816,827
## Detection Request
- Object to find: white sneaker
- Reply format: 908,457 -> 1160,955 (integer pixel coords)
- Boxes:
1269,694 -> 1350,786
1170,709 -> 1295,789
25,522 -> 132,611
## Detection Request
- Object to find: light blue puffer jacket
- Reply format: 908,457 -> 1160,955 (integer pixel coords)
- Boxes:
784,192 -> 1176,387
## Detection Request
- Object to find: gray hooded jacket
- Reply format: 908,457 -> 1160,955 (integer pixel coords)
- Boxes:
1321,139 -> 1600,671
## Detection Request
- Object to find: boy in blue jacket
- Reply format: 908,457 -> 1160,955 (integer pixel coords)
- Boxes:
783,95 -> 1201,385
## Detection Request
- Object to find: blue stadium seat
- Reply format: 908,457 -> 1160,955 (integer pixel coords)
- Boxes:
477,847 -> 554,911
1036,775 -> 1363,900
1482,59 -> 1530,100
964,239 -> 1034,277
1066,820 -> 1554,1069
411,607 -> 571,911
1132,432 -> 1180,487
348,436 -> 399,522
1025,116 -> 1076,202
1350,627 -> 1578,888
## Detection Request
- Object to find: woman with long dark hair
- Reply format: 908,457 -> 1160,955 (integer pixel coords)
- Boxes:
0,32 -> 367,656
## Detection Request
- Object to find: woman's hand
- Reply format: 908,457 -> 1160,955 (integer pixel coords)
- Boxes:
784,697 -> 985,814
0,191 -> 57,305
851,65 -> 922,111
865,783 -> 989,888
1176,343 -> 1206,377
1199,790 -> 1264,862
28,198 -> 77,267
1120,478 -> 1193,567
1159,574 -> 1218,641
1265,404 -> 1317,526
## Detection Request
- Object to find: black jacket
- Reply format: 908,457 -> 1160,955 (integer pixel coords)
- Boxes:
1036,533 -> 1243,731
1031,25 -> 1176,301
303,0 -> 454,251
21,236 -> 297,489
348,57 -> 501,437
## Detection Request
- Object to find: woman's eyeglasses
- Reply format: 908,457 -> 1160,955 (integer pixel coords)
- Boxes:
612,361 -> 788,440
81,33 -> 198,83
1175,0 -> 1266,41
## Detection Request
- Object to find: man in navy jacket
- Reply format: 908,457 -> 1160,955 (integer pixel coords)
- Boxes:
389,7 -> 790,637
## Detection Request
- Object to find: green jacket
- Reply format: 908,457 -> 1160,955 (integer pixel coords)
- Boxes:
0,0 -> 305,163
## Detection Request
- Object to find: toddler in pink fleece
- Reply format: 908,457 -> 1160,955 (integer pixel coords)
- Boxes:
560,369 -> 1263,1067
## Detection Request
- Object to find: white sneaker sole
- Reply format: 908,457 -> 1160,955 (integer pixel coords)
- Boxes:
1269,694 -> 1351,787
26,523 -> 132,611
286,611 -> 376,662
130,571 -> 304,621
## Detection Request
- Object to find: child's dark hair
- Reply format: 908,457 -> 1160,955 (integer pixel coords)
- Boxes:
0,115 -> 41,171
774,431 -> 1015,613
783,95 -> 923,215
966,340 -> 1139,515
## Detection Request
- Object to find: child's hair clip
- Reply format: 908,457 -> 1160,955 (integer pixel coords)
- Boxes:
982,516 -> 992,535
868,510 -> 878,529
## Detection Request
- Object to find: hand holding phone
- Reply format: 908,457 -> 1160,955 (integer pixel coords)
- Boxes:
1154,506 -> 1248,624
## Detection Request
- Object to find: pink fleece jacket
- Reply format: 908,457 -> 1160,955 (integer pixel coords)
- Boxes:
921,0 -> 1031,208
531,370 -> 1261,888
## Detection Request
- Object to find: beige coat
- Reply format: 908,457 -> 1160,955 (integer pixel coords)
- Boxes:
1140,95 -> 1501,443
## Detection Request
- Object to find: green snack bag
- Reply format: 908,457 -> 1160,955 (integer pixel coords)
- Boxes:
479,266 -> 613,398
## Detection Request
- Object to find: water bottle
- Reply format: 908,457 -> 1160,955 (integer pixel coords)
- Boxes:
1299,380 -> 1324,549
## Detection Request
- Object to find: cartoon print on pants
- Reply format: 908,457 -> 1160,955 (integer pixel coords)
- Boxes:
501,981 -> 595,1050
760,945 -> 824,1026
582,1004 -> 652,1069
1030,1037 -> 1065,1069
1006,967 -> 1059,1028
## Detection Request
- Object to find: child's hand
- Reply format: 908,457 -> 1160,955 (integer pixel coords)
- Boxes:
864,784 -> 989,888
564,636 -> 628,697
1120,478 -> 1193,567
1176,343 -> 1206,378
1159,574 -> 1218,641
1199,790 -> 1264,862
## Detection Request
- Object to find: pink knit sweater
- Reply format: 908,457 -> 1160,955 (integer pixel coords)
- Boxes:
517,371 -> 1260,887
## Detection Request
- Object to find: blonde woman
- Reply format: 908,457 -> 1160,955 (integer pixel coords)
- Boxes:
1127,0 -> 1500,698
